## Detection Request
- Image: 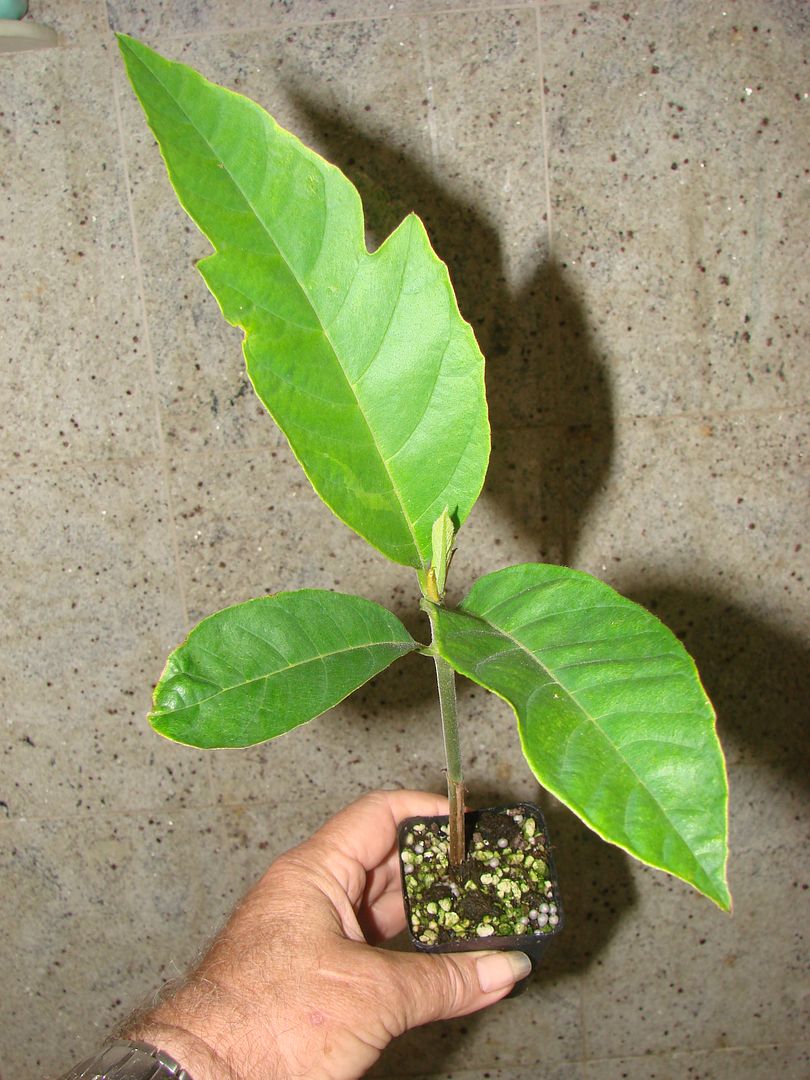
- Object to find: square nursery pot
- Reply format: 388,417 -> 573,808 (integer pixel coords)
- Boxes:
398,803 -> 563,996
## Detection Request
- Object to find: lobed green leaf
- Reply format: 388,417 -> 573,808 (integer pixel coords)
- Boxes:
432,564 -> 731,910
118,35 -> 490,569
151,590 -> 417,748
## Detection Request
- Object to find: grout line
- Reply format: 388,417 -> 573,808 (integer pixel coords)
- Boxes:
114,3 -> 538,47
0,792 -> 327,829
533,3 -> 573,568
111,69 -> 190,639
0,786 -> 802,847
0,800 -> 221,828
416,15 -> 440,169
103,0 -> 621,53
3,399 -> 807,475
535,5 -> 555,259
0,441 -> 283,475
583,1041 -> 810,1067
110,48 -> 218,803
110,56 -> 189,634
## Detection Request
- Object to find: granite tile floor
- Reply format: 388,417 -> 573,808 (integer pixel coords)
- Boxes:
1,1 -> 808,1077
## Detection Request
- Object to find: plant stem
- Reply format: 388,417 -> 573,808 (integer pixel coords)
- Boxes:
423,570 -> 465,865
423,510 -> 466,866
431,643 -> 466,866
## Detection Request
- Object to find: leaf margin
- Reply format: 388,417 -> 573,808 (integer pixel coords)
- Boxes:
431,563 -> 732,911
116,32 -> 491,570
150,588 -> 419,750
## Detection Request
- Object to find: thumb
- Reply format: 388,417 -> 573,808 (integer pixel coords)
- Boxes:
381,948 -> 533,1031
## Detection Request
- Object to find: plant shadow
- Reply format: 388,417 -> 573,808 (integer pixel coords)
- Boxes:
289,89 -> 614,575
625,582 -> 810,789
276,79 -> 806,1080
284,92 -> 631,1073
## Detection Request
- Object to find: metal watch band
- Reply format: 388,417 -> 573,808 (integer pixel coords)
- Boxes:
59,1039 -> 196,1080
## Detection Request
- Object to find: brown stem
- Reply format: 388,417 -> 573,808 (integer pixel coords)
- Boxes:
448,774 -> 466,866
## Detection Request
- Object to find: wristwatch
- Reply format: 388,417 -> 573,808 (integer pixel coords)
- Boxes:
59,1039 -> 195,1080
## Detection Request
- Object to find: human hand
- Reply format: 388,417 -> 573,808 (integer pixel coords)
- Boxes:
124,789 -> 532,1079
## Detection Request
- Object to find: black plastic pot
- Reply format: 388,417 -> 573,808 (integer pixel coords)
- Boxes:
398,802 -> 563,997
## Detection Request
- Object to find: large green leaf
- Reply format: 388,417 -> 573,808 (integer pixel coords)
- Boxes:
151,590 -> 417,748
431,564 -> 730,909
118,35 -> 490,569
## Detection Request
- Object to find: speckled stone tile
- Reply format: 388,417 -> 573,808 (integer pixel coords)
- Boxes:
451,424 -> 566,599
106,0 -> 386,38
372,953 -> 581,1076
580,842 -> 809,1059
542,0 -> 810,416
564,409 -> 809,770
566,410 -> 809,619
423,140 -> 553,430
426,9 -> 543,157
2,3 -> 807,1078
534,797 -> 640,994
20,0 -> 109,46
116,22 -> 432,455
376,1063 -> 584,1080
420,10 -> 552,432
0,42 -> 158,462
0,459 -> 192,805
0,807 -> 234,1080
165,442 -> 416,624
215,799 -> 340,894
105,0 -> 507,39
727,759 -> 808,856
1,716 -> 207,820
0,457 -> 184,685
584,1043 -> 810,1080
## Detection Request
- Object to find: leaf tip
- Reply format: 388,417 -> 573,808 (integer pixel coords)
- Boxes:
715,877 -> 733,914
695,863 -> 732,913
115,31 -> 140,58
147,709 -> 176,742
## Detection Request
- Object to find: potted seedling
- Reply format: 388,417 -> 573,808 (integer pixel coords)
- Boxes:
118,36 -> 731,979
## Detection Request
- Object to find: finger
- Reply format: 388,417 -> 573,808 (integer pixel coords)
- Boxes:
358,886 -> 406,944
308,789 -> 450,873
297,790 -> 449,907
262,791 -> 449,929
378,948 -> 533,1031
360,840 -> 409,909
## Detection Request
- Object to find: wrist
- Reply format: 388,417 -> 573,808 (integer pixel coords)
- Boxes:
122,967 -> 285,1080
121,1016 -> 232,1080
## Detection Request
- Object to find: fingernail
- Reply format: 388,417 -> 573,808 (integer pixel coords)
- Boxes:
476,951 -> 532,993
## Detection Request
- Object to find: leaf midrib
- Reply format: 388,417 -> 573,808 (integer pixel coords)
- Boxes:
158,638 -> 415,718
131,42 -> 426,564
456,602 -> 710,873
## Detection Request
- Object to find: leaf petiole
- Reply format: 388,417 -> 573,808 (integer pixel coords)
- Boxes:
422,510 -> 465,865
